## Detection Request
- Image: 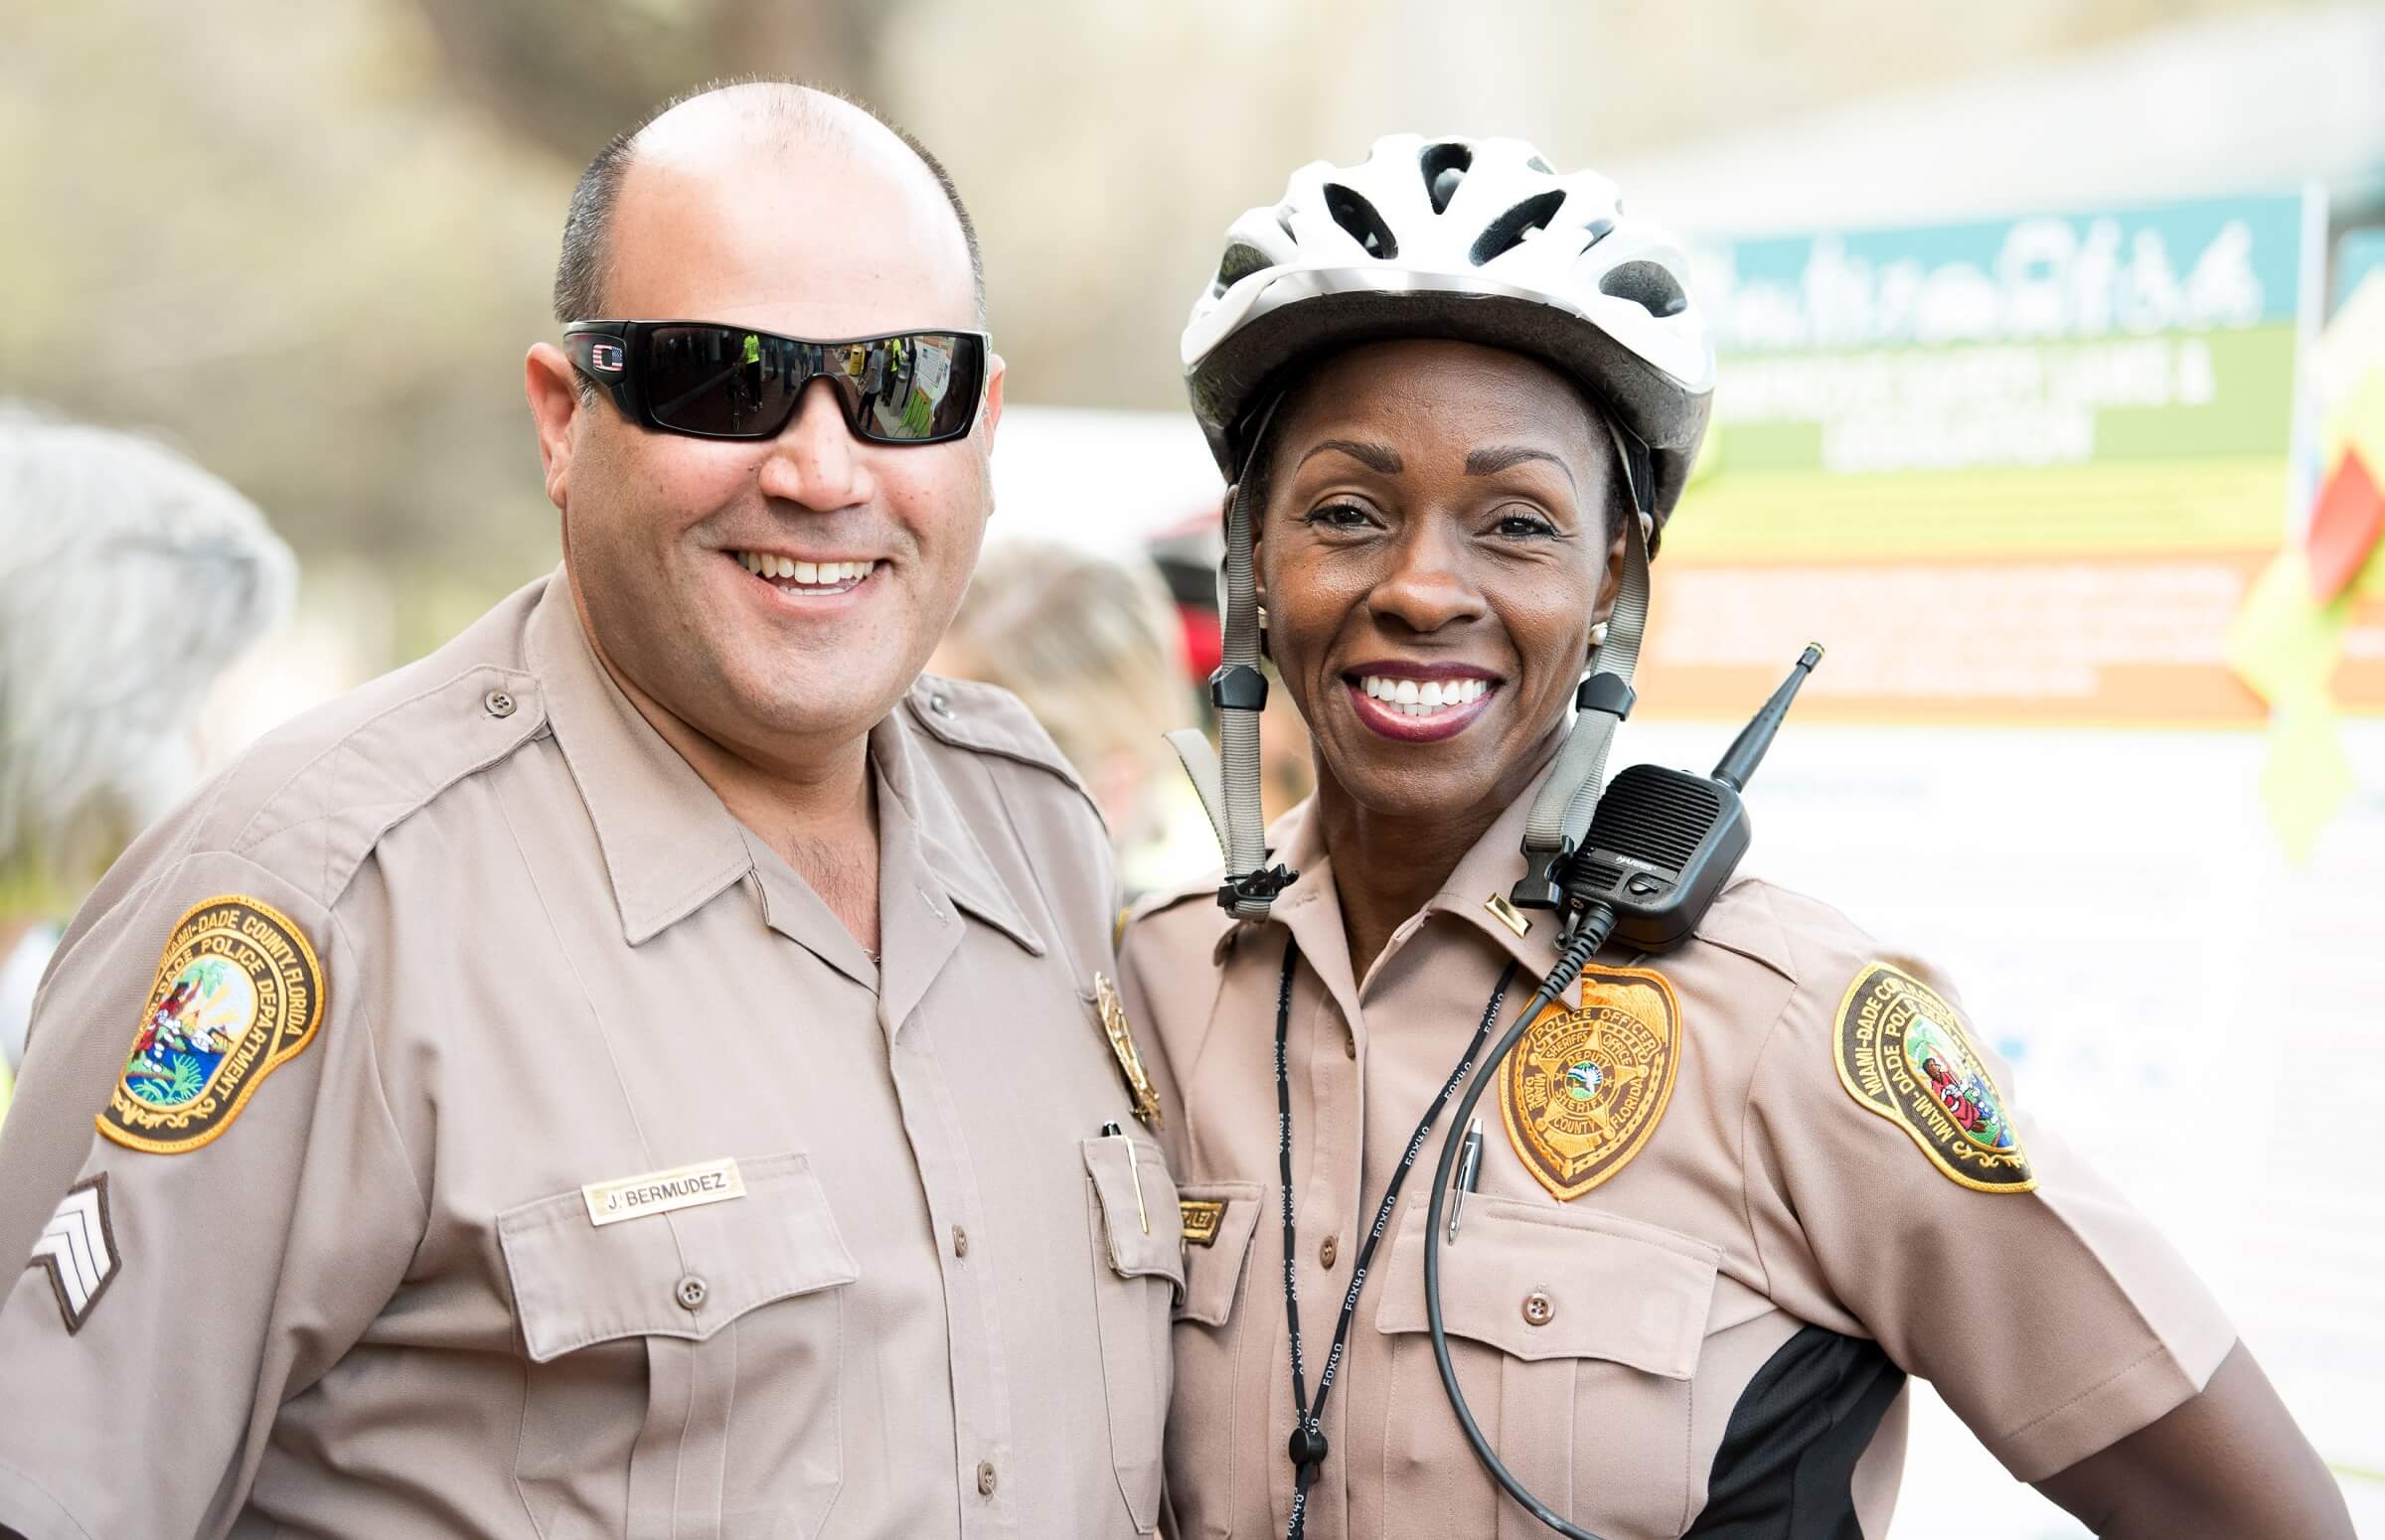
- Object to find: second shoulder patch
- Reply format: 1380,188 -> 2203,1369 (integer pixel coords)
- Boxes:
1833,962 -> 2033,1193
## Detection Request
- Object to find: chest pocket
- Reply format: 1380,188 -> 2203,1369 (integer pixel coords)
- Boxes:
1164,1178 -> 1266,1539
1374,1197 -> 1719,1540
1083,1135 -> 1187,1535
499,1152 -> 861,1540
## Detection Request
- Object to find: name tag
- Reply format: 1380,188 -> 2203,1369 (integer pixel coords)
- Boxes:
582,1157 -> 746,1227
1180,1198 -> 1227,1247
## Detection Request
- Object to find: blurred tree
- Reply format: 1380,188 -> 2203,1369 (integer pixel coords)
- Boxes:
404,0 -> 892,162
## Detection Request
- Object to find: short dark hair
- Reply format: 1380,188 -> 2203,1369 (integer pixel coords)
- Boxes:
552,78 -> 986,328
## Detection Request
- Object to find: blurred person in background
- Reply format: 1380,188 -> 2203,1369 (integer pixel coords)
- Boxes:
929,539 -> 1217,896
0,405 -> 294,1127
0,80 -> 1176,1539
1121,135 -> 2350,1540
1149,514 -> 1321,827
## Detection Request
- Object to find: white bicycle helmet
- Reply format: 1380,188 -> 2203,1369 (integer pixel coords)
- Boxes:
1184,132 -> 1714,524
1168,135 -> 1713,923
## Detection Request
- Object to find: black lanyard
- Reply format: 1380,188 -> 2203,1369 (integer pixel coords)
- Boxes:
1273,936 -> 1519,1540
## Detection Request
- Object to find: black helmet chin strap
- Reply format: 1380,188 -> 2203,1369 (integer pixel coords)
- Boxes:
1510,426 -> 1655,931
1168,397 -> 1295,921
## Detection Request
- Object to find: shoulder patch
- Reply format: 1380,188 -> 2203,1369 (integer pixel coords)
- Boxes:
1501,964 -> 1682,1200
99,896 -> 326,1155
1832,962 -> 2033,1193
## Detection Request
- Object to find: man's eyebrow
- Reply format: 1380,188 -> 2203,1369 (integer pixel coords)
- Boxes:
1465,445 -> 1575,490
1298,439 -> 1403,475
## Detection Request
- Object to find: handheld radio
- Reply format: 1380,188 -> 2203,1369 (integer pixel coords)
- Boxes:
1554,642 -> 1821,950
1418,643 -> 1824,1540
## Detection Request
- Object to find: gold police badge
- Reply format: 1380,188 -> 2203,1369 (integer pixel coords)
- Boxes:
1092,972 -> 1163,1131
100,895 -> 326,1155
1500,965 -> 1681,1201
1833,962 -> 2033,1193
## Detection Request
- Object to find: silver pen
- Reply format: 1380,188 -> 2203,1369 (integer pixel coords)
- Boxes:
1102,1120 -> 1150,1234
1447,1117 -> 1484,1242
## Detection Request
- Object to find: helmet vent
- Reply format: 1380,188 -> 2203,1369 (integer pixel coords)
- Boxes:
1525,154 -> 1554,174
1215,240 -> 1270,293
1599,259 -> 1688,318
1470,191 -> 1565,266
1420,141 -> 1472,215
1324,183 -> 1398,260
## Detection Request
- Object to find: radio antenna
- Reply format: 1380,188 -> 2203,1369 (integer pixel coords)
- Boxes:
1711,644 -> 1824,792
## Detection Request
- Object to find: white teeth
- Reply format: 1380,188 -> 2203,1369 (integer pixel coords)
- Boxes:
740,554 -> 875,587
1357,675 -> 1492,712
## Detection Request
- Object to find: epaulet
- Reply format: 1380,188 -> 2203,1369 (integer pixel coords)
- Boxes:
902,675 -> 1091,801
1685,875 -> 1809,986
1125,872 -> 1223,928
1121,869 -> 1240,966
179,588 -> 552,912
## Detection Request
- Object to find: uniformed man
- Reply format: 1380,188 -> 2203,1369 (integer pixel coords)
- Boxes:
0,81 -> 1180,1538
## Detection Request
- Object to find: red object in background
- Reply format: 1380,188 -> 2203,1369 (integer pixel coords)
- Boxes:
1177,604 -> 1222,682
2307,447 -> 2385,602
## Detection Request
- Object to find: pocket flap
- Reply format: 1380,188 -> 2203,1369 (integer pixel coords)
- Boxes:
1172,1179 -> 1264,1326
499,1152 -> 861,1362
1372,1197 -> 1718,1378
1081,1136 -> 1185,1297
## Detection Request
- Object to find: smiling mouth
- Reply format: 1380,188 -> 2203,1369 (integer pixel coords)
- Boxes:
729,550 -> 882,596
1342,669 -> 1502,742
1353,673 -> 1493,718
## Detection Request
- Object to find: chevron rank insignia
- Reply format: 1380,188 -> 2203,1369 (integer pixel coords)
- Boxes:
29,1175 -> 119,1333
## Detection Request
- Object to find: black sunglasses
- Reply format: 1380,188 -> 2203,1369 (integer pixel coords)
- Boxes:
564,320 -> 990,445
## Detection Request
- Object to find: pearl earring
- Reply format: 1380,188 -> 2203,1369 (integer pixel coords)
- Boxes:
1589,620 -> 1610,650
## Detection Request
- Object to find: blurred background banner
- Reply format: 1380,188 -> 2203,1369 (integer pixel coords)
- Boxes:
1649,191 -> 2327,726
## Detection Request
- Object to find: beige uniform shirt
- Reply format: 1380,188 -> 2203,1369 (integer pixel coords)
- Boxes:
0,573 -> 1181,1540
1120,775 -> 2233,1540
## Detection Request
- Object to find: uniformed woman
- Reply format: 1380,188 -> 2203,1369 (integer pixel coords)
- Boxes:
1119,136 -> 2349,1540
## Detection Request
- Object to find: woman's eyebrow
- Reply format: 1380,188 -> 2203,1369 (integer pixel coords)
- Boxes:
1465,444 -> 1575,490
1298,439 -> 1403,475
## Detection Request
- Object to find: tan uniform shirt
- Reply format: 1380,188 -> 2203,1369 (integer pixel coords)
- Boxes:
1120,774 -> 2233,1540
0,573 -> 1181,1540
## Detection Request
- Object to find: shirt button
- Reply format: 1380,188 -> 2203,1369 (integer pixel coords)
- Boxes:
1343,1031 -> 1355,1059
1318,1233 -> 1339,1270
976,1460 -> 998,1496
930,693 -> 956,719
1521,1289 -> 1555,1327
483,689 -> 517,718
675,1275 -> 709,1311
952,1225 -> 970,1258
